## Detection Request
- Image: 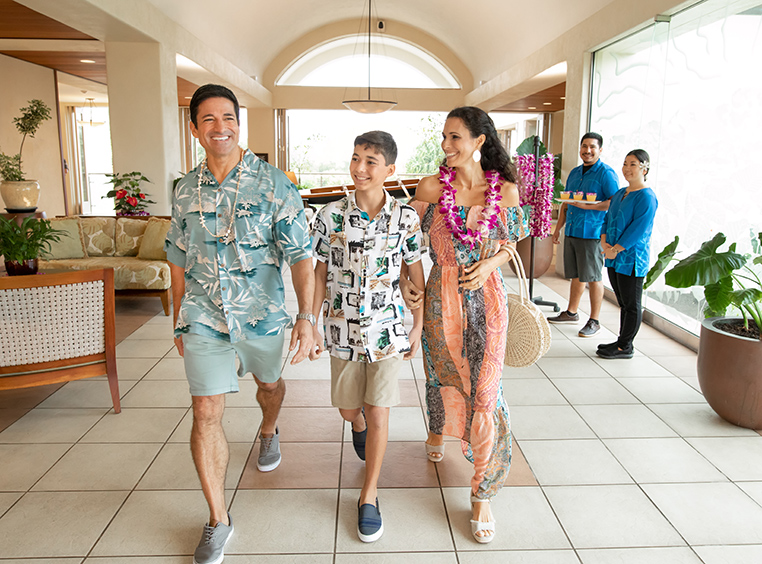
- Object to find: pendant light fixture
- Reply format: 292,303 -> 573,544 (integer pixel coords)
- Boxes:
76,97 -> 105,127
342,0 -> 396,114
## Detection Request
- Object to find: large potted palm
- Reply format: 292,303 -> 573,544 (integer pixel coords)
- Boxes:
0,99 -> 53,212
645,232 -> 762,428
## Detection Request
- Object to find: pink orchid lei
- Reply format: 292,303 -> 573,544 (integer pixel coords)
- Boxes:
438,166 -> 502,250
514,153 -> 555,238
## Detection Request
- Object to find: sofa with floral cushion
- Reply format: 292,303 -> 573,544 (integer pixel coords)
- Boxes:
38,216 -> 172,315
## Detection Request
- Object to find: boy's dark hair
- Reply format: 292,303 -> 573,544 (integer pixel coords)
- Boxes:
190,84 -> 240,126
354,130 -> 397,165
444,106 -> 517,184
581,132 -> 603,148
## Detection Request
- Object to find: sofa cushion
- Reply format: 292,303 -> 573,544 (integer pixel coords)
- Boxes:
42,218 -> 86,259
38,257 -> 171,290
137,217 -> 171,261
80,217 -> 116,257
115,217 -> 148,257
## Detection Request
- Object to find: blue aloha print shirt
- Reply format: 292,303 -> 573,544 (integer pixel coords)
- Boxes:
312,191 -> 422,363
165,149 -> 312,343
564,159 -> 620,239
604,187 -> 658,277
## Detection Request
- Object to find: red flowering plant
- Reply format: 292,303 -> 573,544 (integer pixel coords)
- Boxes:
103,171 -> 155,216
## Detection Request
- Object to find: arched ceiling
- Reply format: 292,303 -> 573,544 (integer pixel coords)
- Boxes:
146,0 -> 617,87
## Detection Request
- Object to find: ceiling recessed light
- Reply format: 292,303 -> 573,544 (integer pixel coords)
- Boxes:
184,96 -> 192,99
80,59 -> 96,64
543,102 -> 552,105
560,96 -> 566,100
528,106 -> 536,110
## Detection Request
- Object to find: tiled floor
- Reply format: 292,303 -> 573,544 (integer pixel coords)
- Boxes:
2,262 -> 762,564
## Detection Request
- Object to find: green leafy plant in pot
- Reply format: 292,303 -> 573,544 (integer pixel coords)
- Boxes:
103,171 -> 155,216
0,216 -> 66,275
645,231 -> 762,428
0,99 -> 53,212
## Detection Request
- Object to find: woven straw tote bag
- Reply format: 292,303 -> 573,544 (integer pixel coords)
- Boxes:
503,245 -> 552,367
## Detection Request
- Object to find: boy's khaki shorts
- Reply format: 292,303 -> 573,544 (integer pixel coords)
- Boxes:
330,355 -> 402,409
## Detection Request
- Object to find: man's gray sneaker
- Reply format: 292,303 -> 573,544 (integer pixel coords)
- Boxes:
547,310 -> 580,324
194,513 -> 233,564
257,427 -> 281,472
578,319 -> 600,337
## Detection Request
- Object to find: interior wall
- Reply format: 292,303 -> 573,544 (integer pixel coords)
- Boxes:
246,108 -> 276,164
0,55 -> 66,217
549,109 -> 564,155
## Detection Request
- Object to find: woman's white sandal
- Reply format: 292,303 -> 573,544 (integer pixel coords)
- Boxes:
425,442 -> 445,462
470,496 -> 495,543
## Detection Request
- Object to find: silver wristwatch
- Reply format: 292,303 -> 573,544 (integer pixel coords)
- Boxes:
296,312 -> 316,326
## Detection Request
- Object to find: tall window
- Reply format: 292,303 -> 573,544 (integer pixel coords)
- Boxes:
590,0 -> 762,335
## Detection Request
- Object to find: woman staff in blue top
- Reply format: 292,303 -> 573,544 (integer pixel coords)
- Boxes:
597,149 -> 658,359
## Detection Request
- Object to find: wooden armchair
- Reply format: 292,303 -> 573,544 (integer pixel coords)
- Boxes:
0,268 -> 120,413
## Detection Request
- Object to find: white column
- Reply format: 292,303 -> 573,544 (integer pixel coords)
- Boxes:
105,41 -> 181,215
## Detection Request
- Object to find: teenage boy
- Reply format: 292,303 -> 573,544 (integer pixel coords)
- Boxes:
310,131 -> 425,542
550,132 -> 619,337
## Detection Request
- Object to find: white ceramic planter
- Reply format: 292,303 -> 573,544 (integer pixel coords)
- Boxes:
0,180 -> 41,211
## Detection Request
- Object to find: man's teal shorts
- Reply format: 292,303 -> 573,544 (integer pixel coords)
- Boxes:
181,332 -> 285,396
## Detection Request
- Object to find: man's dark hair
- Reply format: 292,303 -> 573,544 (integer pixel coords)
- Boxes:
581,132 -> 603,148
354,130 -> 397,165
190,84 -> 240,126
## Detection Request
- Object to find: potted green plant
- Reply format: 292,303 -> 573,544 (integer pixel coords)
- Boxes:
645,231 -> 762,428
103,171 -> 155,216
0,216 -> 66,275
0,99 -> 53,211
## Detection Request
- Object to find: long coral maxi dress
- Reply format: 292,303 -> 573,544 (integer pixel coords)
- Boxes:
410,198 -> 527,499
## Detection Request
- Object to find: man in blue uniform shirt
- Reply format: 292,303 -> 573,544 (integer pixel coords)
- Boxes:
550,133 -> 619,337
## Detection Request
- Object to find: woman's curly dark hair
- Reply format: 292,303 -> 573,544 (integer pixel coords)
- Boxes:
443,106 -> 517,184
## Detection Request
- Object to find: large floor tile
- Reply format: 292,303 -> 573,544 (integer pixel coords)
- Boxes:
239,441 -> 340,489
686,437 -> 762,481
81,407 -> 188,443
225,557 -> 333,564
536,357 -> 611,379
143,358 -> 187,380
593,356 -> 673,378
544,484 -> 684,549
510,406 -> 596,440
0,384 -> 65,409
116,358 -> 160,381
575,405 -> 678,438
120,380 -> 192,408
341,440 -> 439,488
228,489 -> 336,554
116,339 -> 175,359
643,482 -> 762,544
520,439 -> 632,486
274,406 -> 344,442
577,547 -> 703,563
33,443 -> 161,491
0,491 -> 128,557
37,380 -> 135,409
458,551 -> 581,564
337,488 -> 453,552
737,482 -> 762,507
694,545 -> 762,564
281,356 -> 332,379
0,408 -> 108,443
617,377 -> 704,404
502,364 -> 547,379
0,444 -> 70,490
169,407 -> 263,444
336,554 -> 457,563
544,338 -> 588,358
387,406 -> 427,441
85,558 -> 186,563
4,559 -> 83,564
0,492 -> 22,516
634,338 -> 697,357
552,378 -> 638,405
653,356 -> 698,378
649,404 -> 759,437
282,380 -> 333,407
91,490 -> 227,557
137,442 -> 250,490
502,378 -> 569,406
435,440 -> 537,487
125,323 -> 176,341
444,486 -> 570,551
603,438 -> 727,483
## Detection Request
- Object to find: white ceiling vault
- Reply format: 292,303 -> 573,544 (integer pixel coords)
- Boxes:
145,0 -> 615,92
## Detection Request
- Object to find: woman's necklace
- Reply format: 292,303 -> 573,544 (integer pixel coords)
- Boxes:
438,166 -> 502,249
197,149 -> 244,244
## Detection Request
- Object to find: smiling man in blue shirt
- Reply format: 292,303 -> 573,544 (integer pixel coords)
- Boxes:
550,133 -> 619,337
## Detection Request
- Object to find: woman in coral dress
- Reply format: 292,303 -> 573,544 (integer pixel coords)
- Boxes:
406,106 -> 527,543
